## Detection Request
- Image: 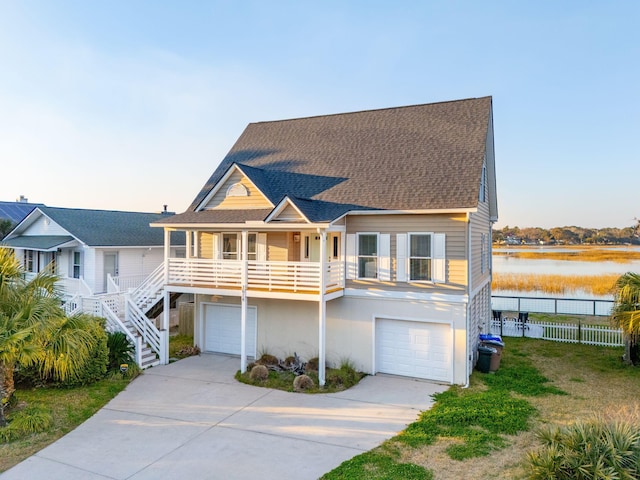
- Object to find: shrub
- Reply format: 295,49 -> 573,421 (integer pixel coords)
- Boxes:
107,331 -> 135,372
0,404 -> 53,441
293,374 -> 315,392
176,344 -> 201,357
59,319 -> 109,386
526,419 -> 640,479
257,353 -> 279,366
249,364 -> 269,381
306,357 -> 319,372
22,316 -> 109,387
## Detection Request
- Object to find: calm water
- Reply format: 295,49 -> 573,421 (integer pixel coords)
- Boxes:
492,246 -> 640,300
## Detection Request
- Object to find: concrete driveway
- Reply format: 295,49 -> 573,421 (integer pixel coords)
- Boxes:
2,354 -> 447,480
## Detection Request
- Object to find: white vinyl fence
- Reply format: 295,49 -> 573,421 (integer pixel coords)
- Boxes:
492,295 -> 614,317
489,317 -> 624,347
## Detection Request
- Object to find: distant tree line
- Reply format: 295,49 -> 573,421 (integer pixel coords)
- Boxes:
493,222 -> 640,245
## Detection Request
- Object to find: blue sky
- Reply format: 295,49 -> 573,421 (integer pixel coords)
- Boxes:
0,1 -> 638,229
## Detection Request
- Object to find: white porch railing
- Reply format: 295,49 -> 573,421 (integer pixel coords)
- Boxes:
62,294 -> 81,316
167,258 -> 344,293
108,273 -> 152,293
168,258 -> 243,288
58,276 -> 93,297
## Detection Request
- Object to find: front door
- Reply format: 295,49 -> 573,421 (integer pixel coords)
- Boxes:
104,253 -> 118,292
302,233 -> 320,262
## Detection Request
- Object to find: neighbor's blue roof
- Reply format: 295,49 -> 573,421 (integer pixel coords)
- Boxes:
0,201 -> 44,224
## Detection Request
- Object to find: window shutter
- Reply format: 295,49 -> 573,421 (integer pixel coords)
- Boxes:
396,234 -> 407,282
432,233 -> 446,283
257,233 -> 267,261
346,234 -> 356,280
379,234 -> 391,281
212,233 -> 220,260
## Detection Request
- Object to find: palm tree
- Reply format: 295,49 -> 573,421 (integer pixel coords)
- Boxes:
0,247 -> 99,426
610,272 -> 640,365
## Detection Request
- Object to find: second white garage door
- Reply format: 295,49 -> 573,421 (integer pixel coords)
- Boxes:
203,304 -> 257,357
376,318 -> 452,383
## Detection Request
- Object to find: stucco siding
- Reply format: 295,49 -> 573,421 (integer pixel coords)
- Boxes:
192,293 -> 469,384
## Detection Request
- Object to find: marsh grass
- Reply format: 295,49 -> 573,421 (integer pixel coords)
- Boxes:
492,247 -> 640,263
492,273 -> 619,296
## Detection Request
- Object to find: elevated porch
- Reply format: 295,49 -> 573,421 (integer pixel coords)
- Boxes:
165,258 -> 344,300
162,226 -> 346,300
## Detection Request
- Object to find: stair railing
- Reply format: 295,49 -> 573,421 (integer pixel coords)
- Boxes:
131,264 -> 165,313
125,294 -> 164,363
100,297 -> 143,366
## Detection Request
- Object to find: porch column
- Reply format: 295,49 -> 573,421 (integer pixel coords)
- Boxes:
318,230 -> 327,386
240,230 -> 248,373
161,289 -> 170,364
164,228 -> 171,284
185,231 -> 192,259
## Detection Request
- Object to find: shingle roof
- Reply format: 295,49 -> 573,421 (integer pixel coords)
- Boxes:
2,235 -> 74,250
37,207 -> 179,246
159,209 -> 273,225
186,97 -> 492,223
0,201 -> 44,224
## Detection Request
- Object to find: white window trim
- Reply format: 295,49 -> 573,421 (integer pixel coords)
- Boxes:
72,250 -> 83,279
407,232 -> 434,283
219,232 -> 261,261
356,232 -> 380,280
481,233 -> 486,274
479,162 -> 487,203
221,232 -> 239,260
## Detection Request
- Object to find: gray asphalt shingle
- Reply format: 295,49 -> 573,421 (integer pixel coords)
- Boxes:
171,97 -> 493,224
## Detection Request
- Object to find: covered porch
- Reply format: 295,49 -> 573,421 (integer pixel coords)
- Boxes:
161,225 -> 346,384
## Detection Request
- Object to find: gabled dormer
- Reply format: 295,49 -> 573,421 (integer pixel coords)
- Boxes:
196,164 -> 274,211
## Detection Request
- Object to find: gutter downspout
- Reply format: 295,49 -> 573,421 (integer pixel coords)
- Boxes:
463,212 -> 472,388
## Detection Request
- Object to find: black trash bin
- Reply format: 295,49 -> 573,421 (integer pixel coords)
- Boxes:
477,346 -> 495,373
479,334 -> 505,372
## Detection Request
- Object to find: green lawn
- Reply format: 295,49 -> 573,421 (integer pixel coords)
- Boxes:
0,375 -> 131,472
322,338 -> 639,479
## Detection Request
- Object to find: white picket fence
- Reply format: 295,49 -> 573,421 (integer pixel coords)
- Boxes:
489,318 -> 624,347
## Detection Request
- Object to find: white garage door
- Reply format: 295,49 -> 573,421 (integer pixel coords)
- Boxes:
204,304 -> 257,357
376,318 -> 452,382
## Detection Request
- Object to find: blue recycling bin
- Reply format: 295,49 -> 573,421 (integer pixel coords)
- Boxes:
479,334 -> 504,372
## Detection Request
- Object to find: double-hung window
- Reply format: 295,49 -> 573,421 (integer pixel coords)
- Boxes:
247,233 -> 257,261
409,233 -> 432,281
72,251 -> 82,278
24,250 -> 34,272
222,233 -> 238,260
222,232 -> 258,260
357,234 -> 378,279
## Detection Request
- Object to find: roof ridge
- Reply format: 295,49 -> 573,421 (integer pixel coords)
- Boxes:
40,206 -> 166,215
248,96 -> 492,125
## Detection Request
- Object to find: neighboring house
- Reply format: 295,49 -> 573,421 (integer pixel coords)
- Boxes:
3,206 -> 181,296
152,97 -> 498,385
0,198 -> 44,239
